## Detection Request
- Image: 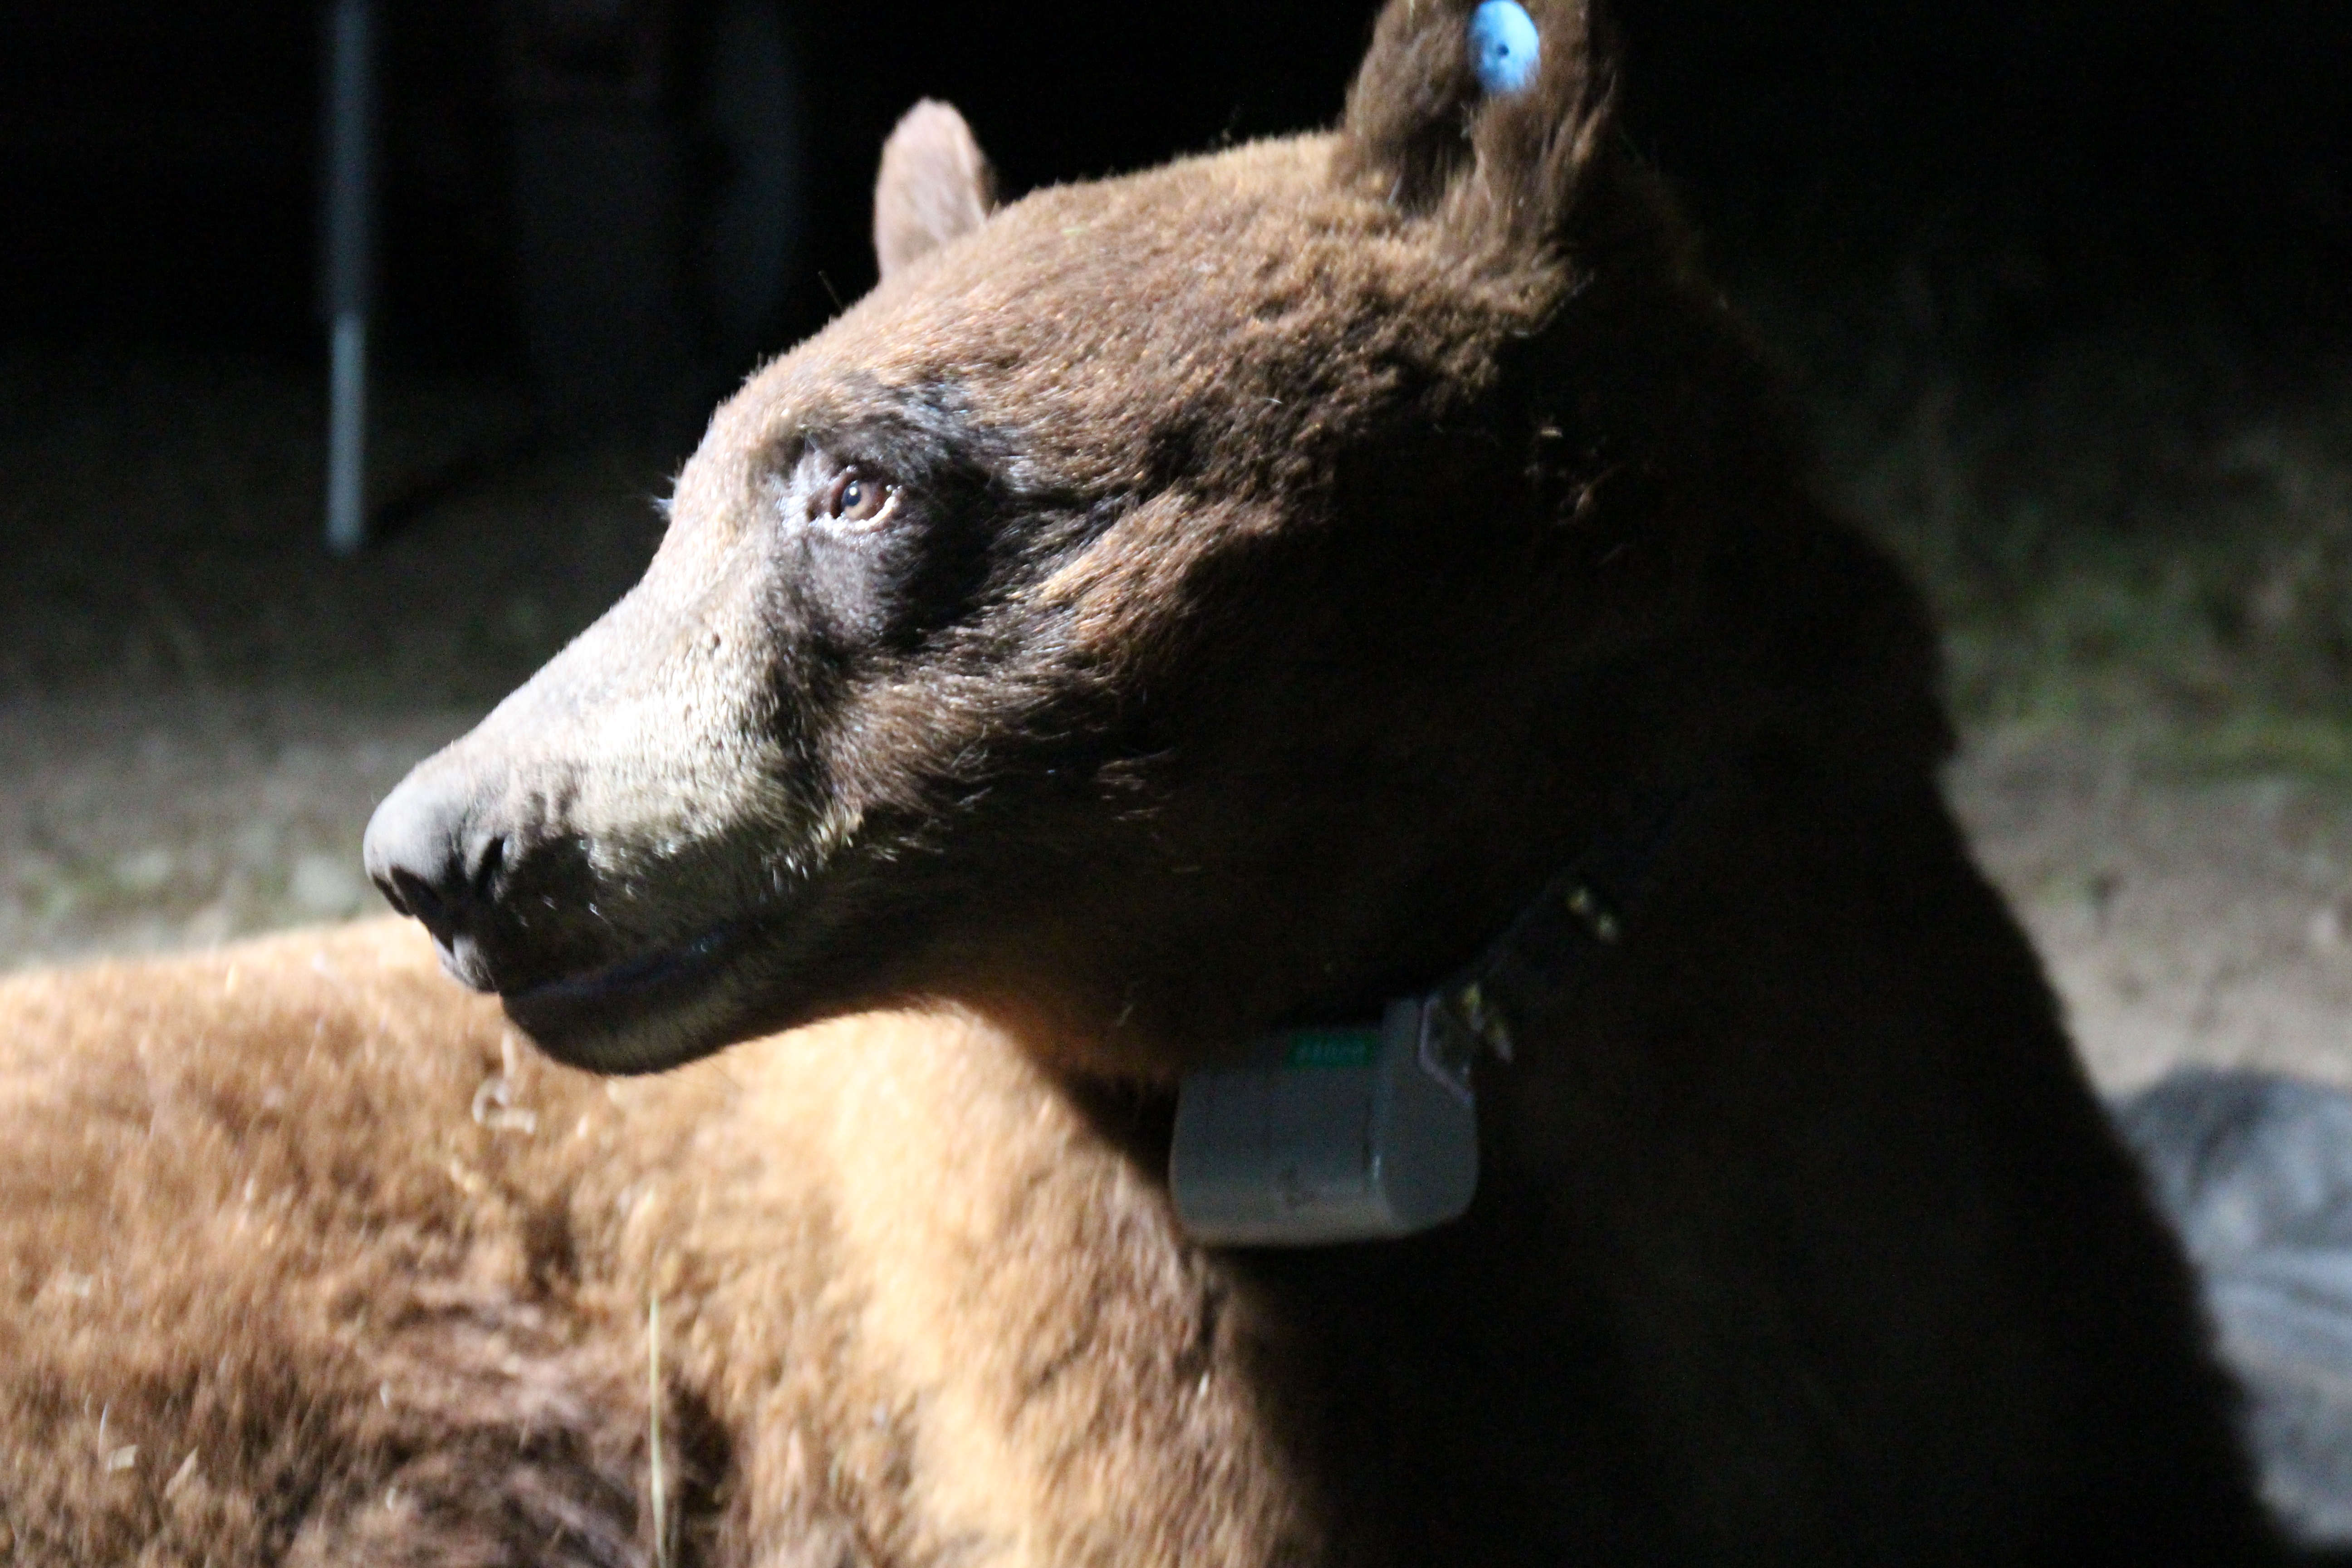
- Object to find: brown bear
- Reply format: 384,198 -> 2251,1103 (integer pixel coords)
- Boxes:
0,0 -> 2305,1561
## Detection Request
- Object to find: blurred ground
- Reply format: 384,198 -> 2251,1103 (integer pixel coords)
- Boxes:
3,338 -> 2351,1093
0,344 -> 664,960
1775,272 -> 2352,1092
0,696 -> 462,960
1953,731 -> 2352,1091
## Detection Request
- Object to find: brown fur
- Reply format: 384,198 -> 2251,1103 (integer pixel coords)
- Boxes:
0,921 -> 1315,1565
2,0 -> 2298,1561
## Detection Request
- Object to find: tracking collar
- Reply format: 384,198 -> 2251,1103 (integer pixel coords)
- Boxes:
1170,778 -> 1703,1246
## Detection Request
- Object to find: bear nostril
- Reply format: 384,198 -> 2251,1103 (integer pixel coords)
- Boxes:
388,867 -> 453,937
469,835 -> 508,902
372,870 -> 412,918
364,768 -> 504,949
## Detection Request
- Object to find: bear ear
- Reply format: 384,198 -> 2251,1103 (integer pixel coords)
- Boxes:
873,100 -> 999,282
1336,0 -> 1617,260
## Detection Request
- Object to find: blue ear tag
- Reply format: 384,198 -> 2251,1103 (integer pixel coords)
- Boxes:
1469,0 -> 1542,96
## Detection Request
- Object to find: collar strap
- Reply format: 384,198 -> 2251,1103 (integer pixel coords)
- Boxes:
1417,777 -> 1707,1094
1166,774 -> 1711,1245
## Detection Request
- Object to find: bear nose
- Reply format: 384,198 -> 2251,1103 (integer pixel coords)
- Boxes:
363,766 -> 509,956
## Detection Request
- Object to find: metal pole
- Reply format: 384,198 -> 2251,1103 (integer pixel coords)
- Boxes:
323,0 -> 375,556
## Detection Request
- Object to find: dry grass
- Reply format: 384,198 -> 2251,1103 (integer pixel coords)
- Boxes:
1735,266 -> 2352,780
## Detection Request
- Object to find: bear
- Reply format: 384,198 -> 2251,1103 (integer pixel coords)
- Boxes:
0,0 -> 2307,1561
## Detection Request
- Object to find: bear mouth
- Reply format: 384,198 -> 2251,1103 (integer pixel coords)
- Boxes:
497,920 -> 755,1073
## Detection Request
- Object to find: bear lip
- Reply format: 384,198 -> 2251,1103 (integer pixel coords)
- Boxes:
495,920 -> 751,1065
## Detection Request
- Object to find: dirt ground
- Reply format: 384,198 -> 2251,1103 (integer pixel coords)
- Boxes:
1952,729 -> 2352,1091
0,694 -> 468,962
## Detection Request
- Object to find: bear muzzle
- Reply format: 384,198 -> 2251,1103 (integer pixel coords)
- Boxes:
364,752 -> 623,998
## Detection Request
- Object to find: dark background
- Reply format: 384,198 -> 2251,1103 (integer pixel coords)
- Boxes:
5,0 -> 2345,382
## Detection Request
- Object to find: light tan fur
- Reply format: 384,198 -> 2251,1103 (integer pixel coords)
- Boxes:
0,919 -> 1315,1565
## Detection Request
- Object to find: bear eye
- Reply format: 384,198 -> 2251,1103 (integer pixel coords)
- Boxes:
813,466 -> 897,528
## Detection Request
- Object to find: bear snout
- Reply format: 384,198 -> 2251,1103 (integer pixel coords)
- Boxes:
364,761 -> 503,959
365,742 -> 716,1019
363,760 -> 518,990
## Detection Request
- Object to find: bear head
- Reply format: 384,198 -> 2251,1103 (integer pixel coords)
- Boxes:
365,0 -> 1936,1076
